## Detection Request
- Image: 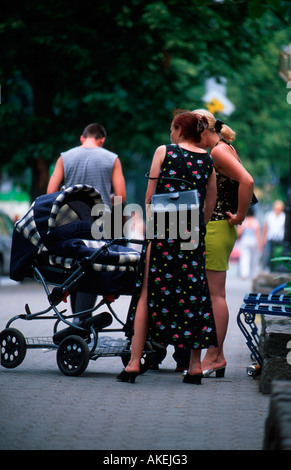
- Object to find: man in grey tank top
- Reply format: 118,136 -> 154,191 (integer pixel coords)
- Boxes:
47,123 -> 126,318
47,123 -> 126,208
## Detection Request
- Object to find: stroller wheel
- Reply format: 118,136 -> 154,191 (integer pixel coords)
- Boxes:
57,335 -> 90,376
0,328 -> 27,368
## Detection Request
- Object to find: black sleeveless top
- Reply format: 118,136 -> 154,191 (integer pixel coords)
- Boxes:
210,140 -> 239,221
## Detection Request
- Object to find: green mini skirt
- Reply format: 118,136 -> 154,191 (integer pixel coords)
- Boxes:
205,220 -> 237,271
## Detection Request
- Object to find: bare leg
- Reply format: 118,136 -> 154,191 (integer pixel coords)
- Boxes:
125,244 -> 151,373
202,269 -> 228,370
188,349 -> 202,375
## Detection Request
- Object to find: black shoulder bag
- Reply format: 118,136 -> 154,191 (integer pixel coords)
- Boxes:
145,146 -> 199,213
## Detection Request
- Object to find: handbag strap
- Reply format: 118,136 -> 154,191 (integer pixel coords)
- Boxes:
177,145 -> 195,186
145,145 -> 195,189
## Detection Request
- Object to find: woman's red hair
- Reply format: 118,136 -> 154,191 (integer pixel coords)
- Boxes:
172,110 -> 208,143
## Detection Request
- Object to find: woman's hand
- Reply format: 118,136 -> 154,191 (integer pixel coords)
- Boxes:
225,211 -> 244,226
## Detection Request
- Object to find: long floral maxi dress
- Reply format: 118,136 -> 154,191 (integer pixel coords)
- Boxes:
125,144 -> 217,351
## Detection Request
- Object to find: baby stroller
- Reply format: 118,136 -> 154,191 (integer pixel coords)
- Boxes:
0,184 -> 154,376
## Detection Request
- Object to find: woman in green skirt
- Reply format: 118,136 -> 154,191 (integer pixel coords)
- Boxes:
193,109 -> 254,378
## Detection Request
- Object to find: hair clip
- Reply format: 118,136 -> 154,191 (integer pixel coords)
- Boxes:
215,119 -> 224,133
197,118 -> 208,133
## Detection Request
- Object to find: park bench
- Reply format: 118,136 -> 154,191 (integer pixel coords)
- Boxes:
237,284 -> 291,379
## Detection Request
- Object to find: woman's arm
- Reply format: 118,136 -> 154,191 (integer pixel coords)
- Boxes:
204,168 -> 217,224
145,145 -> 166,208
212,144 -> 254,225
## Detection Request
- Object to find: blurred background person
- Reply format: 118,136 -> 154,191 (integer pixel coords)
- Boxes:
237,207 -> 261,279
262,200 -> 285,270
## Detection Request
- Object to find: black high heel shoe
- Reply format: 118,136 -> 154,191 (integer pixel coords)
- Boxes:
116,369 -> 139,384
183,373 -> 203,385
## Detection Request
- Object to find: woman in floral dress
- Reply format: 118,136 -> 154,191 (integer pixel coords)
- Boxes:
118,111 -> 217,384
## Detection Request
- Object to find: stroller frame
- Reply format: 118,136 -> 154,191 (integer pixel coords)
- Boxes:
1,236 -> 154,377
0,184 -> 160,376
1,185 -> 158,376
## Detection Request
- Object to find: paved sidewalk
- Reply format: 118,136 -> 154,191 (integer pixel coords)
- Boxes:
0,265 -> 270,451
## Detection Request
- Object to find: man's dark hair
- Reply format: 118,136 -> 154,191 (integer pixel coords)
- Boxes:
82,123 -> 107,139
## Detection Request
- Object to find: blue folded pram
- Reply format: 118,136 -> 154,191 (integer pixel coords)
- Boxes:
10,184 -> 140,295
1,185 -> 154,376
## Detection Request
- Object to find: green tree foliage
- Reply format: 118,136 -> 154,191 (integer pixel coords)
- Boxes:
220,23 -> 291,203
0,0 -> 290,201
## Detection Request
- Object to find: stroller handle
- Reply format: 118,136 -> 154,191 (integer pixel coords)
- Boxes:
108,237 -> 144,246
